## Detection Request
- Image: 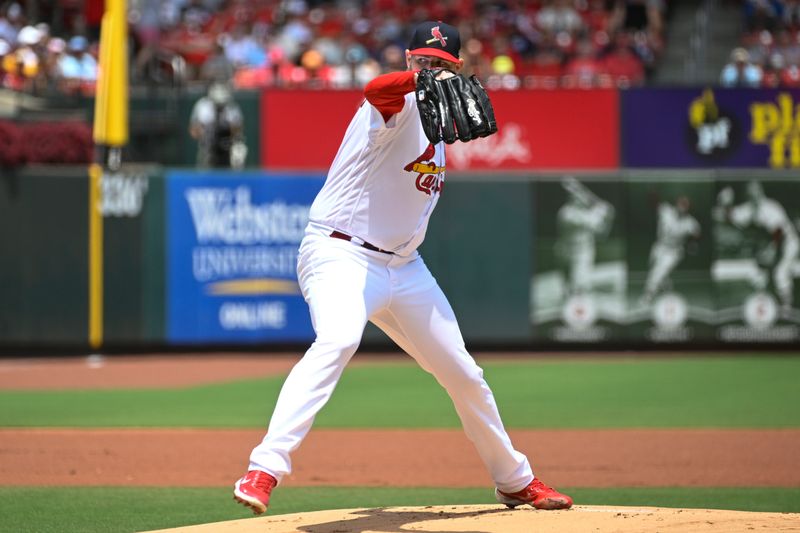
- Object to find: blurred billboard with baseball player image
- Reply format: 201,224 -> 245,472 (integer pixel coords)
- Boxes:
530,177 -> 627,343
625,177 -> 715,343
711,178 -> 800,342
531,174 -> 800,346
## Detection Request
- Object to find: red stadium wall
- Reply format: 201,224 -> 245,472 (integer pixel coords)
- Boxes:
260,89 -> 620,171
260,90 -> 364,171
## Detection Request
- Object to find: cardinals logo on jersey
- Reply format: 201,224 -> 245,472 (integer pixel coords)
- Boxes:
404,143 -> 444,195
426,26 -> 448,47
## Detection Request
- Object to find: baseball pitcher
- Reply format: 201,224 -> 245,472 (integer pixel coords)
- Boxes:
232,20 -> 572,516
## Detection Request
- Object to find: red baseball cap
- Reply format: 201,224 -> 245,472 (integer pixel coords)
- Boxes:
408,21 -> 461,64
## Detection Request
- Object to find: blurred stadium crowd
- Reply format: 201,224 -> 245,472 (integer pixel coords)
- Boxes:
1,0 -> 800,96
0,0 -> 665,94
720,0 -> 800,87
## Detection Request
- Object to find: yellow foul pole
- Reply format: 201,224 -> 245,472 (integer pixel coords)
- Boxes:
88,163 -> 104,348
90,0 -> 128,349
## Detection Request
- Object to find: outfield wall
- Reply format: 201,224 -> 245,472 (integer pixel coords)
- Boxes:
2,167 -> 798,350
3,86 -> 798,350
0,166 -> 165,348
50,87 -> 800,172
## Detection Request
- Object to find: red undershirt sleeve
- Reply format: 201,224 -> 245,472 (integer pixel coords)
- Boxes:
364,71 -> 417,122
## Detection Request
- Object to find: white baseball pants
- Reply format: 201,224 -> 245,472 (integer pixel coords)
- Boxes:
248,229 -> 533,492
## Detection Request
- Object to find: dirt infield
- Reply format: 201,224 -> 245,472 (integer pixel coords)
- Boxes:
2,427 -> 799,487
145,505 -> 800,533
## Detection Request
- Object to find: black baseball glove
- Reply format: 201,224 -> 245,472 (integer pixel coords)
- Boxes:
415,69 -> 498,145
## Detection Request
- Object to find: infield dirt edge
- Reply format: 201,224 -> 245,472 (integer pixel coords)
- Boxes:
142,504 -> 800,532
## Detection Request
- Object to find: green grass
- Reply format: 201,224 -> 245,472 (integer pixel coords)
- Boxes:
1,486 -> 798,533
0,357 -> 798,428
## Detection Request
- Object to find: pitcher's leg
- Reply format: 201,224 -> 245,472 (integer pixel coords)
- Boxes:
372,269 -> 532,492
248,327 -> 363,480
249,241 -> 384,481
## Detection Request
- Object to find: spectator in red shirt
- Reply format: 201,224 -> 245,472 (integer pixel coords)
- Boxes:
521,45 -> 565,88
160,9 -> 216,69
563,37 -> 605,87
602,31 -> 645,86
583,0 -> 613,33
780,63 -> 800,87
761,52 -> 785,87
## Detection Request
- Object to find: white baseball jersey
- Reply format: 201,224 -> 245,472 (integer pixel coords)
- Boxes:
308,92 -> 446,257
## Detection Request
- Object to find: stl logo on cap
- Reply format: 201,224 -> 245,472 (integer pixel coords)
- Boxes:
426,26 -> 448,47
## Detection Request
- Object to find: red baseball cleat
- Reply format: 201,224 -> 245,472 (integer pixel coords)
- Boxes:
496,478 -> 573,510
233,470 -> 278,514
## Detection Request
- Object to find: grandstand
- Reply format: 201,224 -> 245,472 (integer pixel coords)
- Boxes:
2,0 -> 796,96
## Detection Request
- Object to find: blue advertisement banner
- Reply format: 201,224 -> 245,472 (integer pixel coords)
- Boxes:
166,170 -> 324,343
622,88 -> 800,169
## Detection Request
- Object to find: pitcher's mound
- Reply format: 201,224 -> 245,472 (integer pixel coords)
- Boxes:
146,504 -> 799,532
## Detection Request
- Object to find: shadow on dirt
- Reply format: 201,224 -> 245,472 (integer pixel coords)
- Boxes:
297,506 -> 511,533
